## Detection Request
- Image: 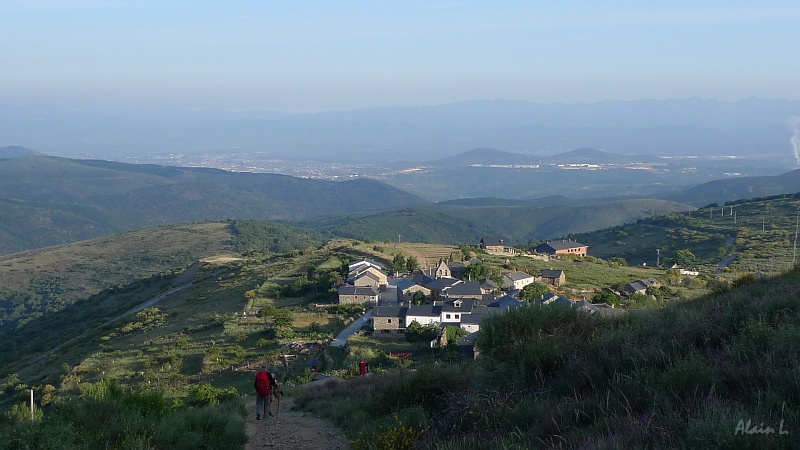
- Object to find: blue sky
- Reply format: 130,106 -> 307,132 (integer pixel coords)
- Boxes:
1,1 -> 798,112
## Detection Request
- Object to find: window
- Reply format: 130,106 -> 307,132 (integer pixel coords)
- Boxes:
446,314 -> 451,319
388,319 -> 392,323
455,314 -> 460,319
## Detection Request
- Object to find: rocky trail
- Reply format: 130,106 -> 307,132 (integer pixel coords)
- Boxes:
245,389 -> 351,450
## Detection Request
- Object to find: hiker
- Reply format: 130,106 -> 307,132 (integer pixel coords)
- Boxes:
254,365 -> 273,420
359,359 -> 369,376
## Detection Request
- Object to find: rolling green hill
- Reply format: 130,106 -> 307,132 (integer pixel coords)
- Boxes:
572,193 -> 800,272
0,155 -> 427,255
659,169 -> 800,207
0,219 -> 324,332
0,146 -> 40,158
300,198 -> 691,246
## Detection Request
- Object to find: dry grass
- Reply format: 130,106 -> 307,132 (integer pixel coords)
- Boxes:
0,222 -> 235,305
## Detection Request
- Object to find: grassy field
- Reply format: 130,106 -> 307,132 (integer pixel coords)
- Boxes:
574,194 -> 800,278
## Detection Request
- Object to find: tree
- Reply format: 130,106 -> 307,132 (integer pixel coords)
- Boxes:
675,249 -> 697,267
412,290 -> 426,305
608,257 -> 627,267
406,255 -> 420,273
464,263 -> 487,281
392,253 -> 406,273
444,325 -> 467,348
272,309 -> 293,329
458,243 -> 473,261
406,321 -> 439,346
591,290 -> 619,306
519,283 -> 551,301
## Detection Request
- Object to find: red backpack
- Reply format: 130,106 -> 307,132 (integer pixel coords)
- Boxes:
255,370 -> 271,396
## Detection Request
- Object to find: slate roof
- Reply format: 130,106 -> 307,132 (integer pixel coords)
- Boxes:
541,269 -> 565,279
443,281 -> 483,297
490,295 -> 522,309
537,240 -> 587,251
372,305 -> 408,318
505,271 -> 534,282
391,278 -> 416,291
426,277 -> 461,292
624,278 -> 659,293
412,274 -> 435,286
406,305 -> 443,318
442,299 -> 475,313
460,308 -> 501,325
448,261 -> 467,271
338,285 -> 378,296
348,258 -> 384,271
480,278 -> 499,290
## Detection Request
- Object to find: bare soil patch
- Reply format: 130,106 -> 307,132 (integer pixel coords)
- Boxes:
245,393 -> 351,450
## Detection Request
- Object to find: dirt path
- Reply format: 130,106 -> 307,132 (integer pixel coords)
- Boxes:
244,393 -> 351,450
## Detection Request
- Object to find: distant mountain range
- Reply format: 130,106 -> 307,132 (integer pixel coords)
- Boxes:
378,147 -> 791,202
2,98 -> 799,162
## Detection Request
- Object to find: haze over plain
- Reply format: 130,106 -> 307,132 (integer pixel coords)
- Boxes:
1,1 -> 799,162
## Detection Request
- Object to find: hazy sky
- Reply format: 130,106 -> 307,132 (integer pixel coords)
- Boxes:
2,1 -> 798,112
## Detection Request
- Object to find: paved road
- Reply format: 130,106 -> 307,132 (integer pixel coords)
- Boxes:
330,311 -> 372,347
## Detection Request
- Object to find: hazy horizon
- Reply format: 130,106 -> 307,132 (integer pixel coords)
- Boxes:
2,2 -> 799,113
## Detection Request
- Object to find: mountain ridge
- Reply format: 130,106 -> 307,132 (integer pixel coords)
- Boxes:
0,155 -> 428,254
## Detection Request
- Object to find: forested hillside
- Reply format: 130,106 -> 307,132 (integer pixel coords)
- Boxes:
0,155 -> 427,254
301,198 -> 691,245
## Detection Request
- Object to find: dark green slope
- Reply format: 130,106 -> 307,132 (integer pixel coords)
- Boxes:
0,146 -> 41,158
0,156 -> 428,254
300,198 -> 690,245
659,169 -> 800,207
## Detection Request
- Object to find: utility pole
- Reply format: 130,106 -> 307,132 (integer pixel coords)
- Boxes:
397,234 -> 402,244
794,212 -> 799,266
656,248 -> 660,268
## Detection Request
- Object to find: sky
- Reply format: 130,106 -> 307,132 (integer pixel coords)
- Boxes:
1,1 -> 799,112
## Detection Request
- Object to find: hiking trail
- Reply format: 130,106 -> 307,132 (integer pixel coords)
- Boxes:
245,388 -> 351,450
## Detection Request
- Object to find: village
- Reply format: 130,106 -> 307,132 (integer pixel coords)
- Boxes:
335,237 -> 664,356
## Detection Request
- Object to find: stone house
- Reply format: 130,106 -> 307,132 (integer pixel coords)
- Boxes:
349,266 -> 388,288
480,237 -> 515,255
393,278 -> 432,303
540,269 -> 566,287
372,306 -> 408,336
337,285 -> 379,305
535,240 -> 588,257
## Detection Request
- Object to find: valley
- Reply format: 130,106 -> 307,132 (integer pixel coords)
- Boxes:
3,149 -> 800,449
